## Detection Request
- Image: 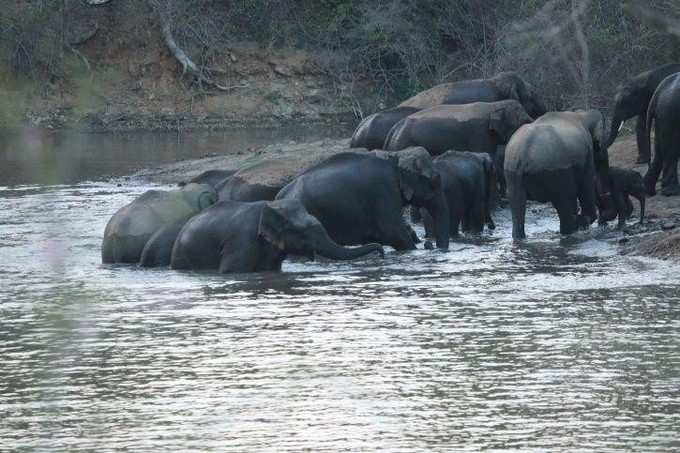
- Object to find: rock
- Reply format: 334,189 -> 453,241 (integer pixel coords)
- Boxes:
618,237 -> 630,244
662,222 -> 676,231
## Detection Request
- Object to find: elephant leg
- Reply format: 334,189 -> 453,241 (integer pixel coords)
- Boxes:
576,169 -> 597,226
635,115 -> 650,164
644,138 -> 663,196
385,222 -> 418,251
449,205 -> 462,238
467,203 -> 485,234
554,195 -> 578,235
612,190 -> 629,229
422,208 -> 434,238
624,195 -> 634,219
410,205 -> 423,224
660,152 -> 680,196
507,172 -> 527,239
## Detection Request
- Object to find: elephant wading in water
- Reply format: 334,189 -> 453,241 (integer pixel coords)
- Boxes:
384,100 -> 532,156
350,71 -> 546,150
419,151 -> 497,238
644,72 -> 680,197
276,149 -> 450,250
607,63 -> 680,163
504,110 -> 611,239
170,200 -> 383,273
102,183 -> 217,264
597,167 -> 645,228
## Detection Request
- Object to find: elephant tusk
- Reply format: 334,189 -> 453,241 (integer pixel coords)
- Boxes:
617,122 -> 624,132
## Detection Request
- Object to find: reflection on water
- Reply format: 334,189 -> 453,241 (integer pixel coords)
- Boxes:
0,125 -> 351,186
1,131 -> 680,451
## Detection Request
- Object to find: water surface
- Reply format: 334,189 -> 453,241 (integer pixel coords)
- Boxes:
1,129 -> 679,452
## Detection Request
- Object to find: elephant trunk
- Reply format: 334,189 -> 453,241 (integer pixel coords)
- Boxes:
310,226 -> 384,260
607,112 -> 625,147
423,191 -> 450,250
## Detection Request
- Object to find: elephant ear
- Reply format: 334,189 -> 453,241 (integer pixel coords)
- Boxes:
397,147 -> 434,202
198,189 -> 217,210
257,205 -> 287,250
489,109 -> 511,141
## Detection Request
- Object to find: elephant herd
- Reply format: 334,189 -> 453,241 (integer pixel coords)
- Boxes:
102,65 -> 680,273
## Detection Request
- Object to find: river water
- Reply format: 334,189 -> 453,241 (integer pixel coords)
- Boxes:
1,128 -> 680,452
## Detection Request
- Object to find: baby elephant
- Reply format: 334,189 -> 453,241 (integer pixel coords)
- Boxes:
420,151 -> 496,238
597,167 -> 645,228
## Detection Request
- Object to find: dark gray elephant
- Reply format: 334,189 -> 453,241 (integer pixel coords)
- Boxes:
170,199 -> 383,273
644,72 -> 680,196
182,169 -> 236,188
504,110 -> 611,239
276,149 -> 450,250
102,183 -> 217,264
350,71 -> 546,151
607,63 -> 680,163
597,167 -> 645,228
138,222 -> 185,267
419,151 -> 496,238
384,100 -> 532,156
493,144 -> 507,197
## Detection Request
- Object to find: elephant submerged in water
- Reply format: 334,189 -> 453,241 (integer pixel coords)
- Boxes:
504,110 -> 611,239
350,72 -> 546,150
276,148 -> 450,250
102,183 -> 217,264
607,63 -> 680,163
170,199 -> 383,273
384,100 -> 532,156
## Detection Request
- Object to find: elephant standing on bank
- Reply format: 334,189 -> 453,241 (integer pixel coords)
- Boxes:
504,110 -> 611,239
384,100 -> 532,156
102,183 -> 217,264
419,151 -> 497,238
644,72 -> 680,196
350,71 -> 546,150
276,149 -> 450,250
170,200 -> 383,273
606,63 -> 680,163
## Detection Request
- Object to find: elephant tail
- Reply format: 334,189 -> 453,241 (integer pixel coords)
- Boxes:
645,85 -> 659,160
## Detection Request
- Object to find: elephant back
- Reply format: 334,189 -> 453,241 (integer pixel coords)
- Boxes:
102,184 -> 216,264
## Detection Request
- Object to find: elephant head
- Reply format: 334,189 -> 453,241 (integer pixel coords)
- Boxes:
488,100 -> 533,143
258,199 -> 384,260
495,72 -> 547,119
395,147 -> 450,249
606,83 -> 646,147
180,183 -> 219,211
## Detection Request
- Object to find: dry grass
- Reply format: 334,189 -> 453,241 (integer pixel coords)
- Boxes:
634,231 -> 680,260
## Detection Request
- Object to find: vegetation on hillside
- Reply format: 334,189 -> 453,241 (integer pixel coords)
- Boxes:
1,0 -> 680,124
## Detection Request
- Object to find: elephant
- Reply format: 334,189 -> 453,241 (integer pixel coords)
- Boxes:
400,71 -> 546,117
643,72 -> 680,196
216,147 -> 366,202
493,144 -> 507,197
384,100 -> 532,156
138,222 -> 185,267
504,110 -> 611,239
275,148 -> 450,250
350,106 -> 421,150
350,71 -> 546,151
418,151 -> 496,238
596,167 -> 645,228
607,63 -> 680,163
182,169 -> 236,188
170,199 -> 384,273
102,183 -> 217,264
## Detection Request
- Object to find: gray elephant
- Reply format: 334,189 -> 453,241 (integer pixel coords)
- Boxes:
170,199 -> 383,273
102,183 -> 217,264
419,151 -> 496,238
276,148 -> 450,250
350,71 -> 546,150
643,72 -> 680,196
607,63 -> 680,163
596,167 -> 645,228
384,100 -> 532,156
504,110 -> 611,239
